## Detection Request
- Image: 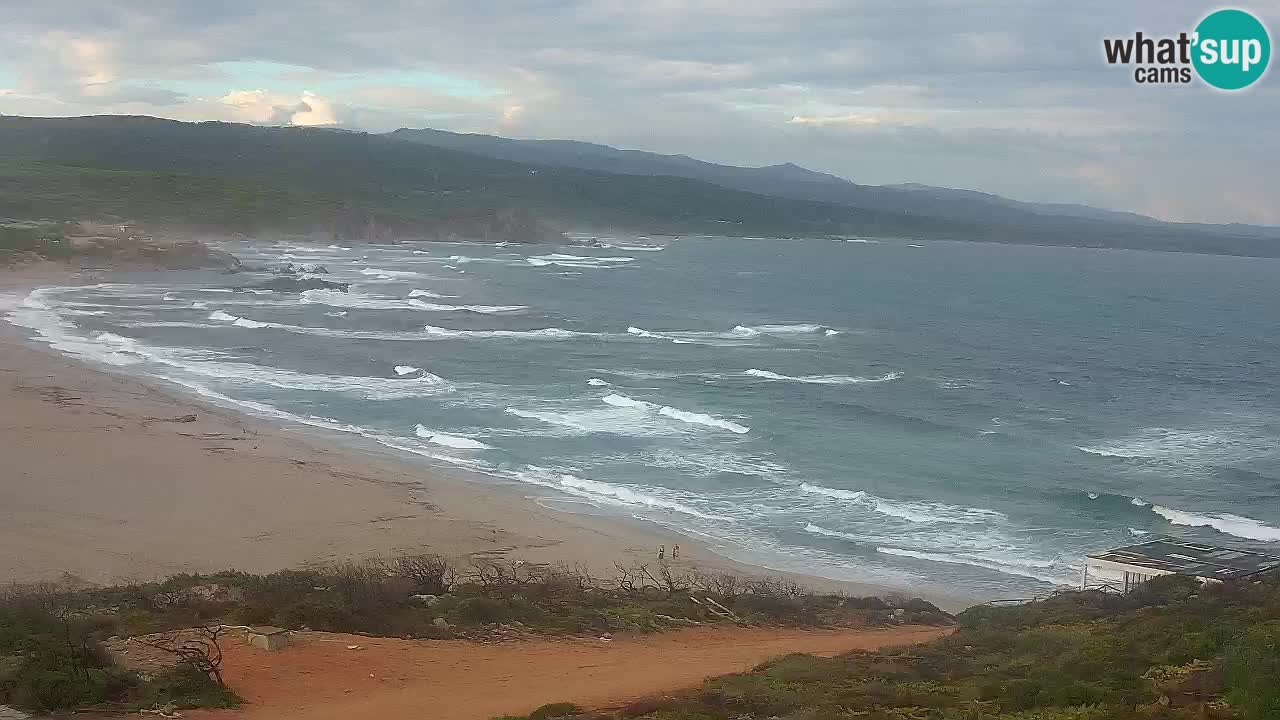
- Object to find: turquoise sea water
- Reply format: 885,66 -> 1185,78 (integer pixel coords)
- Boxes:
8,235 -> 1280,599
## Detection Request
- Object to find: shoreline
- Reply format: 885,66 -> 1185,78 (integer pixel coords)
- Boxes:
0,267 -> 977,611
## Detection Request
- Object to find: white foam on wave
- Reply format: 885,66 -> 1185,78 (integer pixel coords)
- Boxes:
421,324 -> 589,339
799,482 -> 1005,524
1075,426 -> 1270,465
606,244 -> 663,252
202,310 -> 592,343
408,300 -> 526,314
1150,505 -> 1280,542
300,289 -> 523,314
408,289 -> 450,299
504,404 -> 676,437
601,393 -> 750,434
72,331 -> 455,401
874,547 -> 1068,585
394,365 -> 420,376
414,424 -> 491,450
279,245 -> 332,253
207,311 -> 278,330
586,378 -> 609,386
300,289 -> 413,310
626,323 -> 832,346
802,522 -> 1068,585
744,368 -> 902,385
5,288 -> 148,366
511,466 -> 728,521
732,323 -> 827,336
360,267 -> 427,279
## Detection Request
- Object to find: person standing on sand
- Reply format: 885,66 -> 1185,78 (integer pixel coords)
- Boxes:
672,544 -> 680,560
658,545 -> 665,561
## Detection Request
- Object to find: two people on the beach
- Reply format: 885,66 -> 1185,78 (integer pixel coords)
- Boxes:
658,544 -> 679,561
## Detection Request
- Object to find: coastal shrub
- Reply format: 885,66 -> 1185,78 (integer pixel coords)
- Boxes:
491,573 -> 1280,720
1224,621 -> 1280,718
457,596 -> 513,624
0,596 -> 237,713
528,702 -> 585,719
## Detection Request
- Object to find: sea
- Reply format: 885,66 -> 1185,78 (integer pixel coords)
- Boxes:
6,234 -> 1280,600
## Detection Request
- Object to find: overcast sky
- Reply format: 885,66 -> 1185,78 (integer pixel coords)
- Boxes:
2,1 -> 1277,224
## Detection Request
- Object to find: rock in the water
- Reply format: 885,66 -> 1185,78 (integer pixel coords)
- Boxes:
244,276 -> 349,292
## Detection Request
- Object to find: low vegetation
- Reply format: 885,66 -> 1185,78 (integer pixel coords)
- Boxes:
0,555 -> 946,714
501,574 -> 1280,720
0,591 -> 237,714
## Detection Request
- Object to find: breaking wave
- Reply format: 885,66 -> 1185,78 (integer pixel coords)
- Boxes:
874,547 -> 1069,585
414,425 -> 491,450
1150,505 -> 1280,542
799,483 -> 1005,524
420,325 -> 592,339
626,323 -> 833,346
744,368 -> 902,385
511,466 -> 727,521
601,393 -> 750,434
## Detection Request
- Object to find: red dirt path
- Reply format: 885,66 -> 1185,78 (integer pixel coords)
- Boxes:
189,625 -> 950,720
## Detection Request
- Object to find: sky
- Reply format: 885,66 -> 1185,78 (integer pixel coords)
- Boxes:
1,1 -> 1277,225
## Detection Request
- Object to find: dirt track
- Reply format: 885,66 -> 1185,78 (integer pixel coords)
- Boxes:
189,625 -> 950,720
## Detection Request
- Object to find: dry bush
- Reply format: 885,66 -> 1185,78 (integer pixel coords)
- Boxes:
386,553 -> 455,595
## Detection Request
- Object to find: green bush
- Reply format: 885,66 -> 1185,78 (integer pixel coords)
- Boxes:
1224,621 -> 1280,719
528,702 -> 585,719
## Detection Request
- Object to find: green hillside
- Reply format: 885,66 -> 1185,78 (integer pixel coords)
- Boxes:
1,115 -> 1277,255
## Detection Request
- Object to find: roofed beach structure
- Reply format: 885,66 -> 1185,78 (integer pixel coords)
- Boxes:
1083,537 -> 1280,593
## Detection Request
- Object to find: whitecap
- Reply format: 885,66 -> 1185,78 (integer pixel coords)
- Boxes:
394,365 -> 421,376
511,466 -> 727,521
587,378 -> 609,386
744,368 -> 901,385
360,267 -> 426,279
799,483 -> 1004,524
408,289 -> 450,299
601,393 -> 750,434
1150,504 -> 1280,542
414,424 -> 491,450
421,325 -> 590,339
407,300 -> 526,314
874,547 -> 1069,585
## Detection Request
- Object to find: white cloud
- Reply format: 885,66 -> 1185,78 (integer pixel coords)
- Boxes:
218,89 -> 336,126
789,112 -> 889,127
290,92 -> 337,126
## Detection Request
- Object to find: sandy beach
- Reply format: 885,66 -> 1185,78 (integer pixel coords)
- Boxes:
0,268 -> 964,607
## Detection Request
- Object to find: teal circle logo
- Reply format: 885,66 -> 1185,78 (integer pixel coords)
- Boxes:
1193,9 -> 1271,90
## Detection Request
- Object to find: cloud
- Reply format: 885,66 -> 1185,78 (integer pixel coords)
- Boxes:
0,0 -> 1275,223
789,113 -> 880,127
218,89 -> 336,126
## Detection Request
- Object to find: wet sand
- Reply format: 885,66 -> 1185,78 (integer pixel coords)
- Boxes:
0,268 -> 971,609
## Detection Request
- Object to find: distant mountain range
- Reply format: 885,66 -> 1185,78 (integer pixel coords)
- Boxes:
387,128 -> 1175,228
0,115 -> 1276,256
